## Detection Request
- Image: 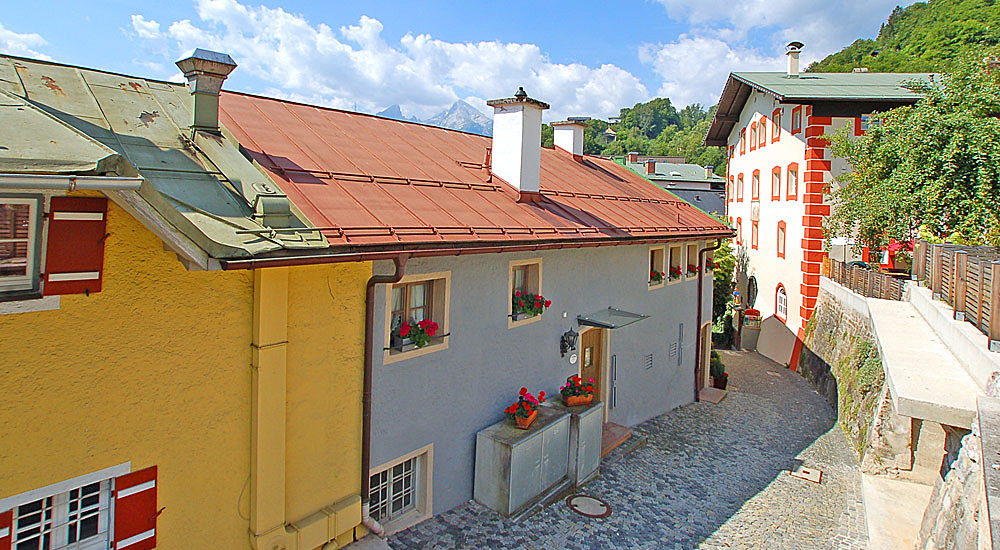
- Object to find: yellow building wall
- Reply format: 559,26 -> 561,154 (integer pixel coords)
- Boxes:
0,199 -> 254,549
285,262 -> 369,525
0,197 -> 372,549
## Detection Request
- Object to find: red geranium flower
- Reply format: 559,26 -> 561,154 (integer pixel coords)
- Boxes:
399,322 -> 411,337
515,290 -> 522,297
519,387 -> 527,396
544,300 -> 551,307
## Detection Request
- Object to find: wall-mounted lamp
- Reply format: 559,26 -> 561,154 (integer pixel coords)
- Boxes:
560,328 -> 579,357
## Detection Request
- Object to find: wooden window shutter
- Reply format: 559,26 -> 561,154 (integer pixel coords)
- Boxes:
0,509 -> 11,550
113,466 -> 158,550
43,197 -> 108,296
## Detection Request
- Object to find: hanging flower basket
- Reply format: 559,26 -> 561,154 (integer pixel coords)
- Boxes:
504,387 -> 546,430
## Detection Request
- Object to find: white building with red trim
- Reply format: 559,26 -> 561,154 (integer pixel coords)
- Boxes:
705,45 -> 931,365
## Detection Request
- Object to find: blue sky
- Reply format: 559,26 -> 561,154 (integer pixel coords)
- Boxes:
0,0 -> 915,121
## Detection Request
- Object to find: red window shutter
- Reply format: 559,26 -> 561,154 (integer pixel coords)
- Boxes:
0,509 -> 11,550
114,466 -> 158,550
43,197 -> 108,296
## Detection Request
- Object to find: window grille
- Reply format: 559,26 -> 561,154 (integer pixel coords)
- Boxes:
13,480 -> 110,550
369,457 -> 417,523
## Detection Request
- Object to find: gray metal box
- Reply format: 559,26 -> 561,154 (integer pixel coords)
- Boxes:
473,407 -> 570,516
545,399 -> 603,485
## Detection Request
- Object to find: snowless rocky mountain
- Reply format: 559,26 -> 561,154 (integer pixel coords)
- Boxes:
376,100 -> 493,136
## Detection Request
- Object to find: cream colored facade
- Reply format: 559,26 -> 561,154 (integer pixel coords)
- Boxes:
0,198 -> 370,549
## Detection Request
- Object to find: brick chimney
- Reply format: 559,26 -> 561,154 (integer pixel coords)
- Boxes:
175,48 -> 237,132
626,152 -> 639,164
705,165 -> 715,178
551,118 -> 588,159
487,87 -> 550,202
645,160 -> 656,175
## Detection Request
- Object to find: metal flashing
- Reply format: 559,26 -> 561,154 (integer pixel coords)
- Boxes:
577,308 -> 650,329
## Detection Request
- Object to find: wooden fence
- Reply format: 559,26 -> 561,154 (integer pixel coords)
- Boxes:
913,239 -> 1000,352
824,258 -> 907,301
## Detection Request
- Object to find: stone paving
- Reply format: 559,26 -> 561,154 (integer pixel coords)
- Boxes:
389,351 -> 868,550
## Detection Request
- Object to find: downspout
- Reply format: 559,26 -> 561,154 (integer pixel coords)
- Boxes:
695,239 -> 724,402
361,254 -> 409,537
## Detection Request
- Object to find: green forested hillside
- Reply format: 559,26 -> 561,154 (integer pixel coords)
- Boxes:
808,0 -> 1000,72
543,99 -> 726,174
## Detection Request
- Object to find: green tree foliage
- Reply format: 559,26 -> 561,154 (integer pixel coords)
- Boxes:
826,51 -> 1000,248
712,242 -> 737,323
809,0 -> 1000,73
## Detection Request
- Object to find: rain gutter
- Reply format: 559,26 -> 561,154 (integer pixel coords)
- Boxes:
361,254 -> 409,538
0,173 -> 143,191
218,232 -> 735,271
695,239 -> 724,402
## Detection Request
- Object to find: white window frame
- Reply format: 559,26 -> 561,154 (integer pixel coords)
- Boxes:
369,444 -> 433,535
0,195 -> 43,295
777,286 -> 788,320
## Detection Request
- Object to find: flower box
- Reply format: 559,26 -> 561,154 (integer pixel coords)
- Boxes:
515,410 -> 538,429
511,311 -> 539,322
563,394 -> 594,407
505,387 -> 545,430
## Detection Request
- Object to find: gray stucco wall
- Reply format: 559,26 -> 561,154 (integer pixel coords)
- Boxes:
370,242 -> 713,515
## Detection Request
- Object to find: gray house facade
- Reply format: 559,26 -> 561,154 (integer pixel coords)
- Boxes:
370,239 -> 716,526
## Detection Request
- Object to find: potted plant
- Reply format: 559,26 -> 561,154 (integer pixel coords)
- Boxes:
668,266 -> 682,280
391,318 -> 439,351
710,350 -> 728,390
687,263 -> 700,276
559,375 -> 596,407
649,270 -> 665,285
504,387 -> 546,429
512,291 -> 552,321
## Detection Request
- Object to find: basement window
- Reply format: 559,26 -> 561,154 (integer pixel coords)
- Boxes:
385,272 -> 450,363
369,445 -> 432,535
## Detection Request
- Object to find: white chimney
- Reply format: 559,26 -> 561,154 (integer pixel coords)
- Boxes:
785,41 -> 803,78
551,118 -> 588,158
487,87 -> 550,201
175,48 -> 237,131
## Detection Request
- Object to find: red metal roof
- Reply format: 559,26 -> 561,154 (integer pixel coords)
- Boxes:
219,91 -> 731,252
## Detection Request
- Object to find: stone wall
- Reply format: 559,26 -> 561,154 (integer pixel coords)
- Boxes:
797,285 -> 885,460
915,424 -> 985,549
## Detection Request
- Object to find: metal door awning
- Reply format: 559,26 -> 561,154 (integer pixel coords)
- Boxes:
577,308 -> 649,329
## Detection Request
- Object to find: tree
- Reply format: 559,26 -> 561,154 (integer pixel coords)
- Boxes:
826,50 -> 1000,249
618,98 -> 680,139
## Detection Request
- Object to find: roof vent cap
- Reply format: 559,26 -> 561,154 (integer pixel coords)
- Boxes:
785,41 -> 803,79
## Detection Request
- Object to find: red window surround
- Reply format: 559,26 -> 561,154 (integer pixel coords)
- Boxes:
772,108 -> 781,142
771,166 -> 781,200
751,170 -> 760,200
786,163 -> 799,200
791,106 -> 802,134
728,176 -> 734,202
775,284 -> 788,322
736,217 -> 743,245
777,220 -> 787,258
740,129 -> 746,155
749,122 -> 757,152
737,174 -> 744,202
751,221 -> 759,249
758,117 -> 767,148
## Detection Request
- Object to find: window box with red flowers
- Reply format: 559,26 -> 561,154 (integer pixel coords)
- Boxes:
560,375 -> 596,407
649,270 -> 665,286
705,258 -> 719,272
686,264 -> 700,277
668,266 -> 682,281
511,291 -> 551,322
504,387 -> 546,429
390,318 -> 440,352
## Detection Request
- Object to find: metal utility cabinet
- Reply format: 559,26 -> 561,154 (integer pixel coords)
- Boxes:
545,399 -> 603,485
473,407 -> 570,516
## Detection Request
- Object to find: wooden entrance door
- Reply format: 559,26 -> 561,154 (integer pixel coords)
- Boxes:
579,328 -> 604,405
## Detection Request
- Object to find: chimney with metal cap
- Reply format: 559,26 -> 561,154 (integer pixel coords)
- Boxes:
645,160 -> 656,175
705,165 -> 714,178
785,41 -> 803,78
175,48 -> 237,132
551,117 -> 588,158
487,87 -> 550,201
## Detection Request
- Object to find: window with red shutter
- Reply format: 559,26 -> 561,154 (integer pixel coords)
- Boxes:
113,466 -> 157,550
0,509 -> 11,550
43,197 -> 108,296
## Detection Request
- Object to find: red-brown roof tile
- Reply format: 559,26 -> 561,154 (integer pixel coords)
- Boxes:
219,91 -> 731,252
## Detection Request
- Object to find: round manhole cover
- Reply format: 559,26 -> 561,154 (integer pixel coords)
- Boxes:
566,494 -> 612,518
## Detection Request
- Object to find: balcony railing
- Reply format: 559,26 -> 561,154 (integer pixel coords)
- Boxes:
823,258 -> 906,301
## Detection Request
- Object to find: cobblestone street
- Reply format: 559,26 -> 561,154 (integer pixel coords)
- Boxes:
389,351 -> 868,550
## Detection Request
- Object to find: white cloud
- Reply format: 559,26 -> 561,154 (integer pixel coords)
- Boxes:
130,15 -> 163,40
0,22 -> 51,60
130,0 -> 649,121
642,0 -> 918,106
